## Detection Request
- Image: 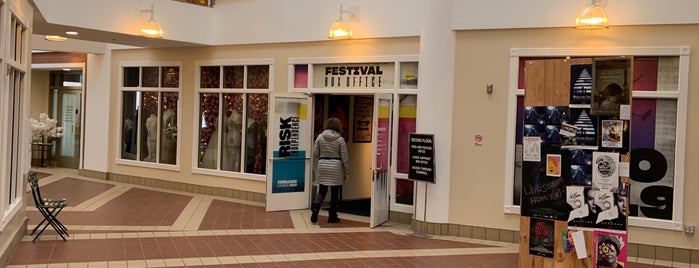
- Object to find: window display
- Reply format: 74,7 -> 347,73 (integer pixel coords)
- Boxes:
119,65 -> 181,166
196,63 -> 270,176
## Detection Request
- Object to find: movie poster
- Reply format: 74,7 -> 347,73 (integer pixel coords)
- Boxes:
567,185 -> 626,230
529,218 -> 555,258
570,64 -> 593,104
594,230 -> 627,268
591,58 -> 631,116
521,145 -> 570,220
523,106 -> 569,146
601,120 -> 624,148
570,149 -> 593,186
562,108 -> 598,149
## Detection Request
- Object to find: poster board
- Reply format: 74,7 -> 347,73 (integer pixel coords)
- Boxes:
519,57 -> 631,268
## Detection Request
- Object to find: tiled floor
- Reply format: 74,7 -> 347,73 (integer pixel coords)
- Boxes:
8,168 -> 680,267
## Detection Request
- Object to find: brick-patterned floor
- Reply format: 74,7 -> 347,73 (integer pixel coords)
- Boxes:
8,168 -> 677,267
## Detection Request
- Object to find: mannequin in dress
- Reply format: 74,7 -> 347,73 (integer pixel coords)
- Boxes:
222,110 -> 242,171
144,114 -> 157,161
160,109 -> 177,164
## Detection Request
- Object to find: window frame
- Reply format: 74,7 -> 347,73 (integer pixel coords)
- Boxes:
192,59 -> 273,182
504,47 -> 690,231
1,5 -> 30,232
116,61 -> 183,171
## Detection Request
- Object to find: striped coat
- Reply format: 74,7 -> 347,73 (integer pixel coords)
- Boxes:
312,129 -> 350,186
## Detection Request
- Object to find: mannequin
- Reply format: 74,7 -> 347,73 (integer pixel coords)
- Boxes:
222,110 -> 242,171
160,109 -> 177,164
144,114 -> 157,162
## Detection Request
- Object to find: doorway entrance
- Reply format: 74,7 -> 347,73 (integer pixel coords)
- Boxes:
47,70 -> 83,169
311,93 -> 392,227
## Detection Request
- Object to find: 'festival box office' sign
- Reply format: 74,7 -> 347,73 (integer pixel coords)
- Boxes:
313,63 -> 395,89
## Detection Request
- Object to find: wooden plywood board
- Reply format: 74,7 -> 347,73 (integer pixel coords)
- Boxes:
519,217 -> 595,268
524,58 -> 592,106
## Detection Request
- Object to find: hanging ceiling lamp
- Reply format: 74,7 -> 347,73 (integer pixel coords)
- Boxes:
328,4 -> 353,40
575,0 -> 609,30
140,5 -> 164,38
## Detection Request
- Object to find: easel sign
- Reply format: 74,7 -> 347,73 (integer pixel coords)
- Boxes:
409,133 -> 435,183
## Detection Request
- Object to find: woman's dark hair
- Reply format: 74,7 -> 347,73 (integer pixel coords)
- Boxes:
324,118 -> 343,134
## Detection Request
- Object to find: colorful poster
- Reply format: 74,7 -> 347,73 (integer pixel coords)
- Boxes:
271,98 -> 308,193
601,120 -> 624,148
546,154 -> 561,177
529,218 -> 555,258
594,230 -> 627,268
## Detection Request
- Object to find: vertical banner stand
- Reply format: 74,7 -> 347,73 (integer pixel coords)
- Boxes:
409,181 -> 431,238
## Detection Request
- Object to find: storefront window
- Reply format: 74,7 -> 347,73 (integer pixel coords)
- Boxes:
196,63 -> 271,176
506,50 -> 687,229
119,64 -> 181,166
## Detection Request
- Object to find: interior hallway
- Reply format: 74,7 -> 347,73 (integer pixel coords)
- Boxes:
7,168 -> 675,267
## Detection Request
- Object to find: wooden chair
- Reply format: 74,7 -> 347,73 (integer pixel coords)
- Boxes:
28,172 -> 69,242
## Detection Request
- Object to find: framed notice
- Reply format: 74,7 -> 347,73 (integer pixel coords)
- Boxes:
408,133 -> 435,183
353,97 -> 373,143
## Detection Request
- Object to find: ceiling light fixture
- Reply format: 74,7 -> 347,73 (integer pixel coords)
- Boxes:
575,0 -> 609,30
45,35 -> 68,42
65,31 -> 78,36
140,5 -> 164,38
328,4 -> 356,40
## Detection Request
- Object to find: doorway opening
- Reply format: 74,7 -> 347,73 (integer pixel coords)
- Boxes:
47,70 -> 83,169
312,94 -> 377,218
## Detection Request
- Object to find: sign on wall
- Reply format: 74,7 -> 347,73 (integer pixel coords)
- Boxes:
313,63 -> 395,89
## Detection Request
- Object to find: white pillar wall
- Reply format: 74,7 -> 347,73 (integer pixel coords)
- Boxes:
415,0 -> 454,223
83,52 -> 111,172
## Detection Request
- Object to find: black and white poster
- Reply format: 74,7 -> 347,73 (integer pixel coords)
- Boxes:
592,152 -> 619,191
570,64 -> 593,104
562,108 -> 598,149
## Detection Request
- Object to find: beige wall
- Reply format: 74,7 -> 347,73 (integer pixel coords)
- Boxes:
108,38 -> 420,195
451,24 -> 699,249
29,70 -> 50,120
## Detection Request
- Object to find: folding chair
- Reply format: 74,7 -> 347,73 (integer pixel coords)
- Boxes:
28,172 -> 69,242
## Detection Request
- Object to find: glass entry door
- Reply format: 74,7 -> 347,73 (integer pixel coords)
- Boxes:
50,89 -> 82,168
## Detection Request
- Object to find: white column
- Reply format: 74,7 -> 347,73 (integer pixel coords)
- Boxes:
83,51 -> 111,172
415,0 -> 454,223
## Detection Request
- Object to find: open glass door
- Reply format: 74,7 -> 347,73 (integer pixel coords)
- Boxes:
267,96 -> 312,211
371,94 -> 392,227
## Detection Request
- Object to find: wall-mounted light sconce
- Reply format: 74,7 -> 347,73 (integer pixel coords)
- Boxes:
328,4 -> 358,40
45,35 -> 68,42
140,5 -> 164,38
575,0 -> 609,29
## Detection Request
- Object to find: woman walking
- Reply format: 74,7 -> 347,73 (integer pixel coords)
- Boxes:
311,118 -> 350,223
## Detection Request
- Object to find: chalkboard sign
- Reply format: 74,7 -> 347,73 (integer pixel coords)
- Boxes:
409,133 -> 435,183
